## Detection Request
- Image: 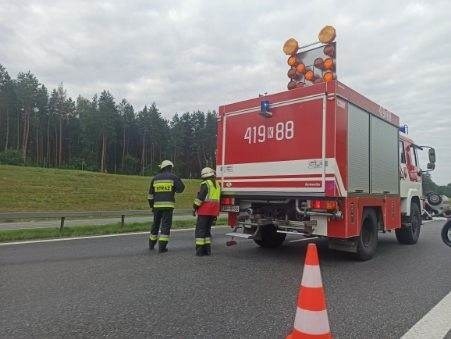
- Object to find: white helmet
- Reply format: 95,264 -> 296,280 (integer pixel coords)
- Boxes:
159,160 -> 174,169
201,167 -> 215,179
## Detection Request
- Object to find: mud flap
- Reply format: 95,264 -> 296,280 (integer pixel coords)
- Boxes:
328,238 -> 358,253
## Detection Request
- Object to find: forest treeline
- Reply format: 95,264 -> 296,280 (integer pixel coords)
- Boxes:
0,64 -> 216,177
1,64 -> 450,194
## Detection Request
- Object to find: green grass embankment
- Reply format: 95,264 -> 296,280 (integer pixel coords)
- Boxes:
0,165 -> 200,212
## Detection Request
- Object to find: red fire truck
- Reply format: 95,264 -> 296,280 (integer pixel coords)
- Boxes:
217,79 -> 436,260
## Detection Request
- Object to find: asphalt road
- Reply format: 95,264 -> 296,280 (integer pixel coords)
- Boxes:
1,221 -> 450,338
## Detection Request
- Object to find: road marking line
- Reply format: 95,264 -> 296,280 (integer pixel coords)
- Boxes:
401,291 -> 451,339
0,226 -> 228,247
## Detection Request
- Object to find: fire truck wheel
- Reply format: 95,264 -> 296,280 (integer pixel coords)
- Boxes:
254,224 -> 286,248
396,202 -> 421,245
355,209 -> 378,261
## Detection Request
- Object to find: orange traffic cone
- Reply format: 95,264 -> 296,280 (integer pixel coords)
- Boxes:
287,243 -> 331,339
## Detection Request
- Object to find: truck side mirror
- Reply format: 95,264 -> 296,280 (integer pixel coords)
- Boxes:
428,148 -> 436,164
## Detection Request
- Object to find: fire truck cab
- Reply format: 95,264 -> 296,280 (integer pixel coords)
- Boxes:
399,133 -> 436,242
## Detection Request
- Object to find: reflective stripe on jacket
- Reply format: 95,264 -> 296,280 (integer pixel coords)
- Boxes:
148,171 -> 185,209
195,179 -> 221,216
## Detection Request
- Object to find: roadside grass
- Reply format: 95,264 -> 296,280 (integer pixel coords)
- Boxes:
0,217 -> 227,243
0,165 -> 200,212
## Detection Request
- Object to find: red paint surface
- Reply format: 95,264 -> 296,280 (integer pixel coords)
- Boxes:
217,81 -> 404,240
224,99 -> 324,164
327,196 -> 402,238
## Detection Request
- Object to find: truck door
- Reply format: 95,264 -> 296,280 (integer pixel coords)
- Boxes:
405,143 -> 421,183
399,140 -> 407,180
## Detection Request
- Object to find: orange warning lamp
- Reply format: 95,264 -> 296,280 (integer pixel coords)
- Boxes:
305,70 -> 315,81
287,80 -> 298,90
314,58 -> 324,69
324,58 -> 334,70
323,71 -> 334,82
323,45 -> 335,58
318,25 -> 336,43
287,68 -> 297,79
287,56 -> 298,67
283,38 -> 299,56
296,63 -> 306,74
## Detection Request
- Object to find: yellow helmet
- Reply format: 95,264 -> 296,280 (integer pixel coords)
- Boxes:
201,167 -> 215,179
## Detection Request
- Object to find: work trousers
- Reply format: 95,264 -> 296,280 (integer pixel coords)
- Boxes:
150,208 -> 173,243
195,215 -> 215,246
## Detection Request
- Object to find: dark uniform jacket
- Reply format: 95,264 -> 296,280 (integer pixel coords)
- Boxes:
148,171 -> 185,209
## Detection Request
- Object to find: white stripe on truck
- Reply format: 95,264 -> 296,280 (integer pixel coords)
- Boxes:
216,158 -> 346,196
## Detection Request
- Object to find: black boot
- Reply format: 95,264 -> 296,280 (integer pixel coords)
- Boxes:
196,245 -> 204,256
149,239 -> 157,250
158,241 -> 168,253
204,244 -> 211,256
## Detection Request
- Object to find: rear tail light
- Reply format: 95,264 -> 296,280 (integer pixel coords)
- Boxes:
221,197 -> 235,205
228,212 -> 238,227
310,200 -> 338,212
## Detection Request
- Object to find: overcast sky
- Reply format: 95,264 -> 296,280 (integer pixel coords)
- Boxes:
1,0 -> 450,184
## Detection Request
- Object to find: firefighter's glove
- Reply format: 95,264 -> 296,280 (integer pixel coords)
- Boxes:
212,217 -> 217,226
148,199 -> 154,211
192,209 -> 197,217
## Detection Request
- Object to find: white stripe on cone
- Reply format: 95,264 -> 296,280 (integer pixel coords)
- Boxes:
301,264 -> 323,288
294,308 -> 330,335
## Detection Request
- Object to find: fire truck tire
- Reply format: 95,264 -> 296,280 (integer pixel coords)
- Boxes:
396,202 -> 421,245
254,224 -> 286,248
355,209 -> 378,261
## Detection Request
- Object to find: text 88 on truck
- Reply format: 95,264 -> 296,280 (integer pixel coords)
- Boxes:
217,80 -> 436,260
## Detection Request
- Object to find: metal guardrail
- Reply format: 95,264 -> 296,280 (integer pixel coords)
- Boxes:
0,209 -> 193,230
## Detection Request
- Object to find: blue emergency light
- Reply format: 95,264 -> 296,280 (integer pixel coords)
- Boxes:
260,100 -> 272,117
399,124 -> 408,134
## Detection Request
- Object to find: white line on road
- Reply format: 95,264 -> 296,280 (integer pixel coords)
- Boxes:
401,291 -> 451,339
0,226 -> 229,247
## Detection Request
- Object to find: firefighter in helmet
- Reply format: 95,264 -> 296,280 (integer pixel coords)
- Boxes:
148,160 -> 185,253
193,167 -> 221,256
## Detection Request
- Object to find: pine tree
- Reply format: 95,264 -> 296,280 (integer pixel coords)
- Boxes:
15,71 -> 39,163
97,90 -> 118,172
118,99 -> 135,170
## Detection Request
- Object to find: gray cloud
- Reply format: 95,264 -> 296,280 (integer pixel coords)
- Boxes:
1,0 -> 450,184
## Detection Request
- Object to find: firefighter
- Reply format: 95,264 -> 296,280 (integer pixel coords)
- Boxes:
148,160 -> 185,253
193,167 -> 221,256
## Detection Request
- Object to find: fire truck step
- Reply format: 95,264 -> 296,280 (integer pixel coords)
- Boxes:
288,237 -> 319,243
277,230 -> 318,237
225,232 -> 254,239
